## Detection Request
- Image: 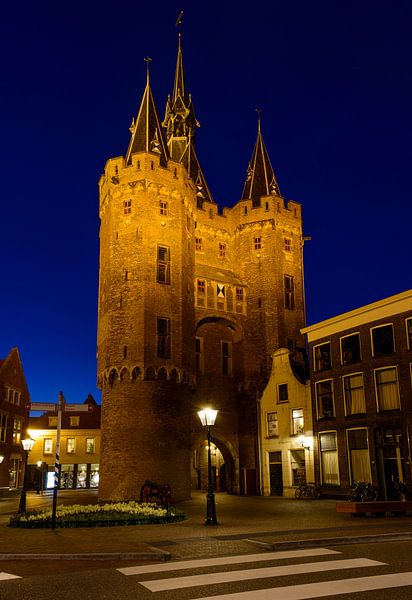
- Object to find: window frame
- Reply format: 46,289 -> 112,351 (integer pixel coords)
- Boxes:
406,318 -> 412,350
66,437 -> 76,454
340,333 -> 361,365
284,275 -> 295,309
346,427 -> 371,485
221,340 -> 232,375
86,437 -> 95,454
157,316 -> 171,359
267,412 -> 279,437
315,378 -> 335,419
218,242 -> 226,258
370,323 -> 395,357
374,366 -> 400,412
318,430 -> 340,486
343,372 -> 366,416
291,408 -> 304,436
156,245 -> 171,284
313,342 -> 332,371
159,200 -> 168,216
43,438 -> 53,454
277,383 -> 289,404
254,236 -> 262,250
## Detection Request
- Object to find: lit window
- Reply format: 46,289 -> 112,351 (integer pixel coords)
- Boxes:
159,200 -> 168,215
66,438 -> 75,453
375,367 -> 400,411
157,317 -> 171,358
219,242 -> 226,257
291,409 -> 304,436
343,373 -> 366,415
44,438 -> 53,454
340,333 -> 361,364
222,341 -> 232,375
12,418 -> 22,444
347,429 -> 371,484
157,245 -> 170,284
254,236 -> 261,250
314,342 -> 331,371
371,324 -> 394,356
319,432 -> 339,485
69,416 -> 80,427
195,237 -> 202,251
123,199 -> 132,214
48,416 -> 58,427
284,275 -> 295,309
267,412 -> 278,437
86,437 -> 95,453
278,383 -> 288,403
316,379 -> 334,418
284,238 -> 292,252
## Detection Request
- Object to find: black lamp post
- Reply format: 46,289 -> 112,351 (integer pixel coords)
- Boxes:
18,437 -> 35,513
198,408 -> 218,526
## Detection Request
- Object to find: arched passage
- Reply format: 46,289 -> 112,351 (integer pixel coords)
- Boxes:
191,434 -> 237,495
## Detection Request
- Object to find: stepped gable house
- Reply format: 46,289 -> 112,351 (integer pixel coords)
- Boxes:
97,33 -> 307,501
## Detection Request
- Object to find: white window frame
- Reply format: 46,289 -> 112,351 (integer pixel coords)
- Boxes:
343,372 -> 366,415
346,427 -> 371,485
277,383 -> 289,404
340,332 -> 361,365
44,438 -> 53,454
291,408 -> 304,436
66,437 -> 76,454
267,412 -> 278,437
318,430 -> 340,486
370,323 -> 395,357
86,437 -> 95,454
315,378 -> 335,419
374,366 -> 400,411
313,342 -> 332,371
406,318 -> 412,350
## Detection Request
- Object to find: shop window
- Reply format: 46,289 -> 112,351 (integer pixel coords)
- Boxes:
340,333 -> 361,364
222,341 -> 232,375
291,409 -> 304,436
66,438 -> 75,453
314,342 -> 331,371
157,317 -> 171,358
278,383 -> 289,403
90,464 -> 100,488
0,413 -> 8,442
343,373 -> 366,415
12,418 -> 22,444
284,275 -> 295,309
123,199 -> 132,214
267,412 -> 278,437
157,245 -> 170,284
290,449 -> 305,485
406,318 -> 412,350
371,324 -> 394,356
86,437 -> 95,453
347,428 -> 371,484
70,416 -> 80,427
319,431 -> 339,485
61,465 -> 74,489
375,367 -> 400,411
195,337 -> 204,373
77,464 -> 87,488
316,379 -> 334,418
44,438 -> 53,454
159,200 -> 168,215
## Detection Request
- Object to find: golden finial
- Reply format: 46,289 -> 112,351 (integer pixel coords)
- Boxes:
144,56 -> 152,85
255,108 -> 262,132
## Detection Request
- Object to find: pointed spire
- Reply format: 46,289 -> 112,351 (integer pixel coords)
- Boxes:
125,58 -> 169,167
241,112 -> 281,206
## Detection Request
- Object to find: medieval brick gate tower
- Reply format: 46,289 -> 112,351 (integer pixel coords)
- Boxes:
97,33 -> 306,502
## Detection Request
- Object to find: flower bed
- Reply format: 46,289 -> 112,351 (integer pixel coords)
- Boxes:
9,501 -> 186,528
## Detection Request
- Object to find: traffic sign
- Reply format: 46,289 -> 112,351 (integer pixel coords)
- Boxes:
28,403 -> 57,412
63,404 -> 92,412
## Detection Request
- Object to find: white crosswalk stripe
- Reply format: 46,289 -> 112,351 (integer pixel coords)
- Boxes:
0,572 -> 21,581
118,547 -> 412,598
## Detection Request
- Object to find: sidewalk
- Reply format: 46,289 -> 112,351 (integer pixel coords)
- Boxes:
1,491 -> 412,561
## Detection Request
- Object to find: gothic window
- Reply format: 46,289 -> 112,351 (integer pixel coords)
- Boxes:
340,333 -> 361,364
314,342 -> 331,371
316,380 -> 334,419
195,237 -> 202,251
157,245 -> 170,284
123,199 -> 132,214
284,275 -> 295,309
277,383 -> 289,403
375,367 -> 400,411
159,201 -> 168,216
343,373 -> 366,415
222,341 -> 232,375
371,324 -> 394,356
157,317 -> 171,358
254,236 -> 262,250
284,238 -> 292,252
219,242 -> 226,258
291,409 -> 304,436
267,412 -> 278,437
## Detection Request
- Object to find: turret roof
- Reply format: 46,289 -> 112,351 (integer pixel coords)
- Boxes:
241,117 -> 281,205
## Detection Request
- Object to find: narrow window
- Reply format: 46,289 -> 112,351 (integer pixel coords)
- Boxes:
159,201 -> 168,215
371,324 -> 394,356
284,238 -> 292,252
340,333 -> 361,364
66,438 -> 75,453
314,342 -> 332,371
123,199 -> 132,214
244,206 -> 248,215
69,416 -> 80,427
86,438 -> 95,453
222,341 -> 232,375
254,236 -> 262,250
316,380 -> 334,418
267,412 -> 278,437
44,438 -> 53,454
123,345 -> 128,359
150,161 -> 154,170
0,413 -> 7,442
157,317 -> 171,358
375,367 -> 400,411
125,270 -> 128,281
219,242 -> 226,257
12,418 -> 22,444
343,373 -> 366,415
258,298 -> 262,308
197,278 -> 206,307
284,275 -> 295,309
319,432 -> 339,485
347,429 -> 371,484
195,237 -> 202,251
278,383 -> 289,403
406,318 -> 412,350
48,416 -> 58,427
157,245 -> 170,284
291,409 -> 304,435
195,337 -> 204,373
236,288 -> 243,302
265,202 -> 269,211
14,391 -> 20,405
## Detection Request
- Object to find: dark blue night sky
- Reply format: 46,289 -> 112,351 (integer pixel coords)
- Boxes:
1,1 -> 411,405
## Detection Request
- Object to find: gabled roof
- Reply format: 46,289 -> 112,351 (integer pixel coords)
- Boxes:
241,119 -> 281,206
125,67 -> 169,167
180,141 -> 214,204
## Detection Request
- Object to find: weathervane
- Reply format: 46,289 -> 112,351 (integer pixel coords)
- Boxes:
144,56 -> 152,83
255,108 -> 262,132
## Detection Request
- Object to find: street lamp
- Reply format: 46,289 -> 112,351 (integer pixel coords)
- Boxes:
18,437 -> 35,513
198,408 -> 218,526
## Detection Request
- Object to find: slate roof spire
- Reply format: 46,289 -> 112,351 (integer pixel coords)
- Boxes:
241,112 -> 281,206
125,58 -> 169,167
163,32 -> 214,205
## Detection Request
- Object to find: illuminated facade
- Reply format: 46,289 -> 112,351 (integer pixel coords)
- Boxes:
97,34 -> 306,501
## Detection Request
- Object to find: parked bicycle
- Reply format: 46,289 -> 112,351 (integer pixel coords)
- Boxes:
392,476 -> 408,501
295,482 -> 321,499
348,481 -> 379,502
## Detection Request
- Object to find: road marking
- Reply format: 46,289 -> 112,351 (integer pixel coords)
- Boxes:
0,572 -> 21,581
140,558 -> 384,592
118,548 -> 340,576
193,571 -> 412,599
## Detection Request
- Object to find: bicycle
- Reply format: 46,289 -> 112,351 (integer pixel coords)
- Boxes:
348,481 -> 378,502
295,482 -> 321,499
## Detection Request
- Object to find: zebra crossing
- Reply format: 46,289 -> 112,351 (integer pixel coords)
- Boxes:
118,547 -> 412,598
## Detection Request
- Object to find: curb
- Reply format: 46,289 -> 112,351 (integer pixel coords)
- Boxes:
0,545 -> 171,562
246,531 -> 412,550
